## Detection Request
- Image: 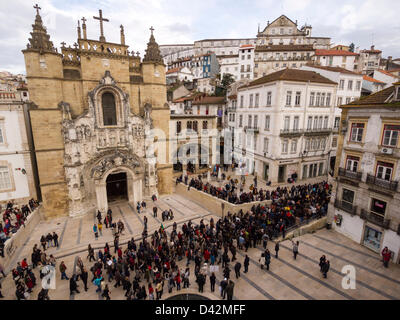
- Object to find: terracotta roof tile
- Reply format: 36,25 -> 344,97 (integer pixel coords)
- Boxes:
192,95 -> 226,105
240,68 -> 337,88
363,75 -> 385,84
377,69 -> 399,78
166,67 -> 183,74
344,86 -> 399,107
305,64 -> 360,75
315,49 -> 359,56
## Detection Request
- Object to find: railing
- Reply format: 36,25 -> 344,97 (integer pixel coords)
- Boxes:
334,198 -> 357,215
280,129 -> 303,136
244,126 -> 259,134
338,168 -> 362,181
366,174 -> 398,192
304,128 -> 332,135
360,209 -> 391,229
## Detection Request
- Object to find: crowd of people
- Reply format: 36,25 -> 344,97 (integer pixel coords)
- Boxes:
0,199 -> 39,258
0,179 -> 334,300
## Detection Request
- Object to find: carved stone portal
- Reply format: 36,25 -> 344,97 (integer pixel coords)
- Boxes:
62,71 -> 157,217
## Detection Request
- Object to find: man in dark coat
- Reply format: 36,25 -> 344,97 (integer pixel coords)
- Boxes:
244,255 -> 250,273
226,280 -> 234,300
80,267 -> 88,291
69,274 -> 80,295
220,278 -> 228,299
322,260 -> 330,278
197,273 -> 205,293
234,262 -> 241,279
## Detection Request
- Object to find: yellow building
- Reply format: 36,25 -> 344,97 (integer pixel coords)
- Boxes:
22,7 -> 172,218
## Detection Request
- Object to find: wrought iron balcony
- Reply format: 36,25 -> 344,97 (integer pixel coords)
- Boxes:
304,128 -> 332,136
244,126 -> 259,134
334,199 -> 357,215
366,174 -> 398,192
360,209 -> 391,229
338,168 -> 362,181
280,129 -> 303,136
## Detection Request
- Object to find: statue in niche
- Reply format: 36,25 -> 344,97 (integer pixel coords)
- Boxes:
59,101 -> 72,121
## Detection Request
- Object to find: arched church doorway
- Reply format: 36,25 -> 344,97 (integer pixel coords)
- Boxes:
106,172 -> 128,203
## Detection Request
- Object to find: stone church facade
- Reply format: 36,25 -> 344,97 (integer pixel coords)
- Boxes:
22,7 -> 172,218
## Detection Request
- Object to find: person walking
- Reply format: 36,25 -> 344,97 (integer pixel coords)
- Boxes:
52,232 -> 59,247
155,281 -> 163,300
381,247 -> 391,268
291,240 -> 299,260
102,284 -> 111,300
274,242 -> 280,259
243,255 -> 249,273
197,273 -> 205,293
322,260 -> 330,278
265,249 -> 271,271
93,224 -> 98,239
234,261 -> 241,279
69,274 -> 80,295
80,267 -> 88,291
98,222 -> 103,236
59,261 -> 69,280
226,280 -> 234,300
319,255 -> 326,272
220,278 -> 228,299
210,272 -> 216,292
96,210 -> 102,224
153,206 -> 158,218
88,245 -> 95,262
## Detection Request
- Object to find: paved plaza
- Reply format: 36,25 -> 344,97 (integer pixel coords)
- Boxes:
1,192 -> 400,300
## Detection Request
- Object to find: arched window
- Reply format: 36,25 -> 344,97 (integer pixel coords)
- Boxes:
102,92 -> 117,125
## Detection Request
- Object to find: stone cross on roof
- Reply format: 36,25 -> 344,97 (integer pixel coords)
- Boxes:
61,41 -> 66,47
81,17 -> 87,24
150,26 -> 154,35
34,4 -> 41,15
93,9 -> 109,42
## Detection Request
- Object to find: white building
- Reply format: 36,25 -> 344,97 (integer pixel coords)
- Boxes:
355,45 -> 382,75
361,75 -> 386,96
331,82 -> 400,263
301,65 -> 363,171
239,45 -> 255,80
165,66 -> 193,85
0,85 -> 37,204
234,68 -> 337,183
312,49 -> 359,72
197,77 -> 216,94
218,54 -> 239,80
371,69 -> 400,89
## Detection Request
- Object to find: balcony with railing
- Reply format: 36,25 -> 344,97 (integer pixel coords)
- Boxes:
304,127 -> 332,136
338,168 -> 362,182
366,174 -> 398,192
280,128 -> 303,137
244,126 -> 259,134
360,209 -> 391,229
334,198 -> 357,215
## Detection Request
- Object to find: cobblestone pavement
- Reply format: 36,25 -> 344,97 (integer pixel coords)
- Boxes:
1,193 -> 399,300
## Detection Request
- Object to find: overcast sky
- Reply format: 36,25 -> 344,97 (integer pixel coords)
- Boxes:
1,0 -> 399,74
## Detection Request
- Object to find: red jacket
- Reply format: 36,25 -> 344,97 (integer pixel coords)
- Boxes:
382,249 -> 391,262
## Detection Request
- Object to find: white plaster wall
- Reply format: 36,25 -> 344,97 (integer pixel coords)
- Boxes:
332,209 -> 364,243
0,154 -> 30,202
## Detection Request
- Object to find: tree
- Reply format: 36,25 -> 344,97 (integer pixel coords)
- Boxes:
349,43 -> 355,53
221,73 -> 235,89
